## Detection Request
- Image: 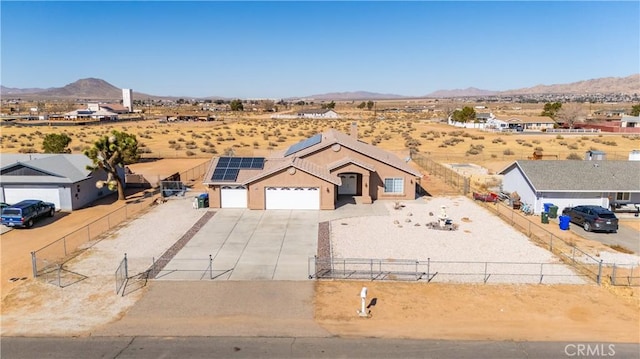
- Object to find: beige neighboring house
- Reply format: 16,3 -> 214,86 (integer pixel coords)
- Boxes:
487,115 -> 556,131
64,103 -> 119,120
203,125 -> 422,210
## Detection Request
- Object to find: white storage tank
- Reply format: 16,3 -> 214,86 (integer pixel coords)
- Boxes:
585,150 -> 606,161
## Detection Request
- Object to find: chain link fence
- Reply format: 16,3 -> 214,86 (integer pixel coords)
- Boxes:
411,151 -> 638,286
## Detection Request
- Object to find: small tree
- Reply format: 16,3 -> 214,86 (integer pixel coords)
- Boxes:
42,133 -> 72,153
366,101 -> 375,111
541,102 -> 562,120
452,106 -> 476,123
84,130 -> 139,201
321,101 -> 336,110
357,101 -> 366,109
630,104 -> 640,116
230,99 -> 244,111
557,103 -> 588,129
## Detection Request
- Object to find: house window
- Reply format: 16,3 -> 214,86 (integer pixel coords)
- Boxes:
616,192 -> 630,201
384,178 -> 404,194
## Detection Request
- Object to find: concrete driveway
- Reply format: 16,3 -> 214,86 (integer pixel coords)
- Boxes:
158,209 -> 319,280
567,220 -> 640,254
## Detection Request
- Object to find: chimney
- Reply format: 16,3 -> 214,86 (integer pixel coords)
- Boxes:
350,121 -> 358,139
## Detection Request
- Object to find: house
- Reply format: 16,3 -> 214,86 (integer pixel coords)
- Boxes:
498,160 -> 640,215
621,115 -> 640,128
64,103 -> 119,121
296,109 -> 340,119
0,154 -> 125,211
486,116 -> 555,132
447,112 -> 495,129
203,125 -> 422,210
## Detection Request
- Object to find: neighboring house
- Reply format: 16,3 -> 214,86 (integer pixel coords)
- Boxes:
64,107 -> 119,121
97,103 -> 130,114
486,116 -> 555,131
296,109 -> 340,119
498,160 -> 640,215
203,126 -> 422,210
447,112 -> 495,129
621,115 -> 640,128
0,154 -> 125,211
592,109 -> 627,119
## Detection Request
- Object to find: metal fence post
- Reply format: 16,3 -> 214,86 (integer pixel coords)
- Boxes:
124,253 -> 128,278
629,266 -> 634,286
415,261 -> 419,281
370,259 -> 373,280
484,262 -> 488,284
611,264 -> 617,285
427,258 -> 430,282
57,263 -> 62,287
539,263 -> 544,284
209,254 -> 213,279
31,251 -> 37,278
597,260 -> 603,285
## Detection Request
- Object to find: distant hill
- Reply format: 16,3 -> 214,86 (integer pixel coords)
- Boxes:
2,74 -> 638,100
1,78 -> 156,100
500,74 -> 640,95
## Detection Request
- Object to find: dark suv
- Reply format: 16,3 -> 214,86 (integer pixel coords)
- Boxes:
562,205 -> 618,233
1,200 -> 55,228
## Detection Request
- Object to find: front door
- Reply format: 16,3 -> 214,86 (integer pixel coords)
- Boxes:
338,174 -> 357,195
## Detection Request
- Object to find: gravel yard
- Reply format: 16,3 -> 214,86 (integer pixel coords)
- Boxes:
330,196 -> 585,284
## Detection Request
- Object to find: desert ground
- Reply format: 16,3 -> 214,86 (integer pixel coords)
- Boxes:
1,105 -> 639,343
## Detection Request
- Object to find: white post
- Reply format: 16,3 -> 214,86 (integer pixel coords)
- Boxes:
358,287 -> 369,317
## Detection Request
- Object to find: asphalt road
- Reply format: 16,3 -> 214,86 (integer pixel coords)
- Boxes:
568,221 -> 640,254
2,337 -> 639,359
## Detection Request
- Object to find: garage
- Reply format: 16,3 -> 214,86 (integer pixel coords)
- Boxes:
221,186 -> 248,208
3,187 -> 62,209
265,187 -> 320,210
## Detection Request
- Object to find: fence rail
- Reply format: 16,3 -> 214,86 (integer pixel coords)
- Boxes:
411,151 -> 638,286
31,161 -> 208,283
309,257 -> 588,284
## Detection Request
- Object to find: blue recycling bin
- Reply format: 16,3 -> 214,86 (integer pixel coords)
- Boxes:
559,215 -> 571,230
543,203 -> 553,213
197,193 -> 209,208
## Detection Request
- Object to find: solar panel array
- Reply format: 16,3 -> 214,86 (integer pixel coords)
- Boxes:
284,133 -> 322,157
211,157 -> 265,182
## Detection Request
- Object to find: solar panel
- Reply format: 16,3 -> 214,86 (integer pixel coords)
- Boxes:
284,134 -> 322,157
211,157 -> 265,182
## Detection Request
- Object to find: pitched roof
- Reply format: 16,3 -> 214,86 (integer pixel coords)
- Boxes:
0,154 -> 93,184
242,157 -> 341,186
327,157 -> 376,172
621,115 -> 640,123
286,129 -> 422,177
499,160 -> 640,192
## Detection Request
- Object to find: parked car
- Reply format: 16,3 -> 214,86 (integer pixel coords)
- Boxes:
561,205 -> 618,233
0,200 -> 55,228
0,202 -> 9,210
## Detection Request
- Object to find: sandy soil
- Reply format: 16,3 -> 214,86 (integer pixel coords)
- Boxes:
314,281 -> 640,343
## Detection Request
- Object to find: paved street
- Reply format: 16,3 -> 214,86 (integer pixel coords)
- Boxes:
2,337 -> 638,359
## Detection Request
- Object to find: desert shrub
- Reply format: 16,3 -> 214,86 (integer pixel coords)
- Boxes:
556,135 -> 564,139
216,136 -> 225,142
566,153 -> 582,160
567,143 -> 579,150
602,140 -> 617,146
491,154 -> 497,158
503,148 -> 515,155
558,141 -> 568,146
185,150 -> 196,156
492,137 -> 504,144
277,136 -> 287,142
138,147 -> 152,154
532,139 -> 540,144
168,140 -> 176,145
177,137 -> 185,142
18,147 -> 38,153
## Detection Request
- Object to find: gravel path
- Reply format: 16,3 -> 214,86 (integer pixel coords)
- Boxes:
330,196 -> 585,284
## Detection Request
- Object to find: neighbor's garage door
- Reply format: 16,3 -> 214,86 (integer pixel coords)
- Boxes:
265,187 -> 320,210
221,186 -> 247,208
3,187 -> 61,209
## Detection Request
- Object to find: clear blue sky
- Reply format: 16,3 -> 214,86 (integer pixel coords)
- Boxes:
2,1 -> 639,99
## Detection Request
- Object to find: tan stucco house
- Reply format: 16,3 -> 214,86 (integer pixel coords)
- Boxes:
203,127 -> 423,210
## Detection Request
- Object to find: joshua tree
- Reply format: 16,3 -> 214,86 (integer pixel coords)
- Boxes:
84,130 -> 139,201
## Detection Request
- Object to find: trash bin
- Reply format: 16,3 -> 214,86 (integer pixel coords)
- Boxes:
543,203 -> 553,213
559,215 -> 571,230
548,205 -> 559,219
197,193 -> 209,208
541,212 -> 549,224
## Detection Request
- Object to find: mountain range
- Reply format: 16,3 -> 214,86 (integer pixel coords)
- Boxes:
1,74 -> 638,101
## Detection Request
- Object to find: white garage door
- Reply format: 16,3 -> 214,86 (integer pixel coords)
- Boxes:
221,186 -> 247,208
265,187 -> 320,210
3,187 -> 61,210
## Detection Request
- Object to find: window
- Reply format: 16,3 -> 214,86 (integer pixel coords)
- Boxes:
616,192 -> 630,201
384,178 -> 404,194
